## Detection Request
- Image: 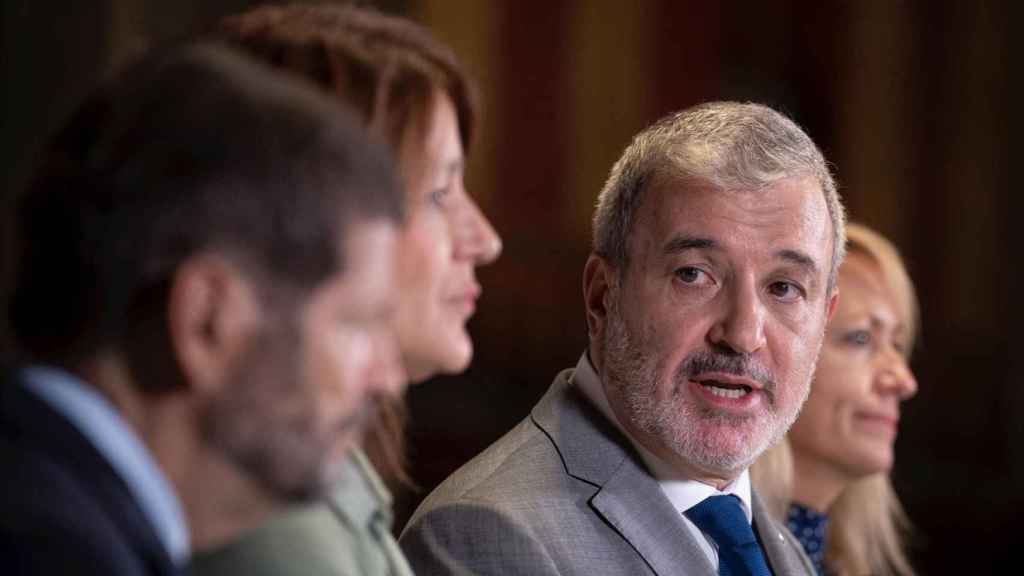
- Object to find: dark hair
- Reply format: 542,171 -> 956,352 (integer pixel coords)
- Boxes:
6,42 -> 402,381
213,3 -> 480,489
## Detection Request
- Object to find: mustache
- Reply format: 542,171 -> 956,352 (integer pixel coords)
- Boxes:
675,350 -> 776,393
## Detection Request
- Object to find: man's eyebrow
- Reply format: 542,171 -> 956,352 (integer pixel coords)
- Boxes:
663,236 -> 717,256
777,249 -> 820,277
662,237 -> 824,277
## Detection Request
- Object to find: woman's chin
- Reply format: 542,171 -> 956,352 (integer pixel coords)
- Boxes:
439,336 -> 473,374
405,332 -> 473,382
839,447 -> 894,480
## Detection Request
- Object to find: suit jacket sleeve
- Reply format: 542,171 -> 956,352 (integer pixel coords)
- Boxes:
1,525 -> 153,575
400,501 -> 562,576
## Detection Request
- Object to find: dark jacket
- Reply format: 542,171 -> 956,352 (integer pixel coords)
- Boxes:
0,373 -> 178,575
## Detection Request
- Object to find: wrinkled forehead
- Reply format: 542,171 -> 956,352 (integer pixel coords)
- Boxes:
632,172 -> 833,263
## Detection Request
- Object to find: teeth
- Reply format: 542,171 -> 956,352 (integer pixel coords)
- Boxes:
705,385 -> 748,399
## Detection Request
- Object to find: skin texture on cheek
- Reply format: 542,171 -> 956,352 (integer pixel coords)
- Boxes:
200,223 -> 401,504
597,176 -> 833,485
393,205 -> 472,380
199,315 -> 332,502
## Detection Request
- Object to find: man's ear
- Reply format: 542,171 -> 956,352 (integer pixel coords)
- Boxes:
826,287 -> 840,323
166,254 -> 262,394
583,254 -> 615,342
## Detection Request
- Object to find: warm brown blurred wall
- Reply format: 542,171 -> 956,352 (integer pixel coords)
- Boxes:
2,1 -> 1016,572
407,3 -> 1017,572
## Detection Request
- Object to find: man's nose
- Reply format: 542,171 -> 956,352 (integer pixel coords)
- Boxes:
708,280 -> 766,355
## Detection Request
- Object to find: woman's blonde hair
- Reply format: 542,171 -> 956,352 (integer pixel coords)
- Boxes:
752,222 -> 918,575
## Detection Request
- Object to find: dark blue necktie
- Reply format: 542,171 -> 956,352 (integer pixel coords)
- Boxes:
685,495 -> 772,576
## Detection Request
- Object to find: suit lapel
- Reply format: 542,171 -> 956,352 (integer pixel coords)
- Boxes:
592,460 -> 714,575
752,492 -> 813,575
531,370 -> 715,575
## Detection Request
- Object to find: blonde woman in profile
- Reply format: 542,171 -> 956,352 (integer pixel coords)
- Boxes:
753,223 -> 919,576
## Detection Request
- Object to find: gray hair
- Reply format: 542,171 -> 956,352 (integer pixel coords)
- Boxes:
593,101 -> 846,291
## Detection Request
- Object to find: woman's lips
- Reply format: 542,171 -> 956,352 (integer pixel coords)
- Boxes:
448,285 -> 481,316
855,411 -> 900,436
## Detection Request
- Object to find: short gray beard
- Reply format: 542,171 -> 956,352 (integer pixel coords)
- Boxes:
200,319 -> 354,504
600,291 -> 813,477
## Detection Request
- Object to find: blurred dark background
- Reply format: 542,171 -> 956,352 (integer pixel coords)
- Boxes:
2,1 -> 1017,572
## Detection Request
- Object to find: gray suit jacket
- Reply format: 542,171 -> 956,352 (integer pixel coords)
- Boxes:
399,369 -> 815,575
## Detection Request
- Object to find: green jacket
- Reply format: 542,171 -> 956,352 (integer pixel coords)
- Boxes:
190,449 -> 414,576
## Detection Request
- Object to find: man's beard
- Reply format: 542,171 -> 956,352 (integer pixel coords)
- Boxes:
199,320 -> 364,503
600,294 -> 811,477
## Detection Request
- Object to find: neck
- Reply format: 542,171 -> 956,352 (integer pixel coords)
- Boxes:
790,454 -> 849,512
79,353 -> 278,552
174,444 -> 278,551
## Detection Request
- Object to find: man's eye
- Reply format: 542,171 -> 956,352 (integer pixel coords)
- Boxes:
768,281 -> 803,300
675,267 -> 705,284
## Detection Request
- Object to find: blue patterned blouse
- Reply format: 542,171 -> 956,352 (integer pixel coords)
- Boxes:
786,503 -> 830,576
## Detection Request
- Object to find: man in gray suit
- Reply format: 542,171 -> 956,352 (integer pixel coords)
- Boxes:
399,102 -> 844,575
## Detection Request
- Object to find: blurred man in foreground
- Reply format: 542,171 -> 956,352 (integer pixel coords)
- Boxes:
0,43 -> 405,575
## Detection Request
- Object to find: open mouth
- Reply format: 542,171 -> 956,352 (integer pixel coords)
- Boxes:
697,379 -> 753,399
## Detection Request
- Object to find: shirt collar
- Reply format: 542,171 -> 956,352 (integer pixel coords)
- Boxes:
20,365 -> 191,565
572,351 -> 753,522
327,448 -> 392,531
